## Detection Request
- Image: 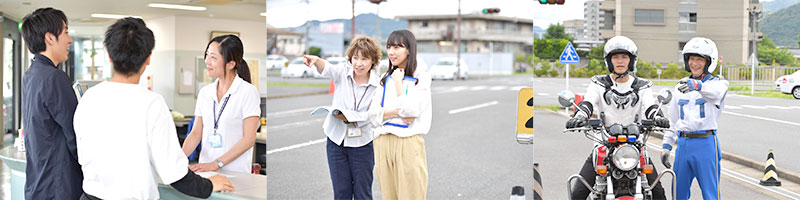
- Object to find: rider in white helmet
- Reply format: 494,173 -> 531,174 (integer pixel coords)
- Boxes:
661,37 -> 729,200
566,36 -> 668,199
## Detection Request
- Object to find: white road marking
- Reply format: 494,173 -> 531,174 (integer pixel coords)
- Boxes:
721,168 -> 800,199
448,101 -> 499,114
724,105 -> 742,109
510,86 -> 526,91
470,86 -> 488,90
267,138 -> 326,155
267,107 -> 317,118
723,111 -> 800,126
764,105 -> 791,110
739,105 -> 767,109
267,118 -> 325,131
644,142 -> 800,200
489,86 -> 508,91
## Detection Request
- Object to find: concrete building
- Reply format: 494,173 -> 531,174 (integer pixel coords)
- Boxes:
584,0 -> 604,41
591,0 -> 760,65
267,26 -> 305,57
563,19 -> 585,40
396,14 -> 533,54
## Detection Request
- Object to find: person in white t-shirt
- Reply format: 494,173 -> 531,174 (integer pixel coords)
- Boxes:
73,17 -> 233,199
181,34 -> 261,173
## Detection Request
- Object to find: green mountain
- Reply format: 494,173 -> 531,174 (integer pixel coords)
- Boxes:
761,2 -> 800,47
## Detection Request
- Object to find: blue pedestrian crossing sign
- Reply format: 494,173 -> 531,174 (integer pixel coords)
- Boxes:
560,42 -> 580,64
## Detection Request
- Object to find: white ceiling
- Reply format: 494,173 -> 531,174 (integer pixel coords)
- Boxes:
0,0 -> 265,37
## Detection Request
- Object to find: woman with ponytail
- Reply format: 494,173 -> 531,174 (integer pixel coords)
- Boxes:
182,35 -> 261,173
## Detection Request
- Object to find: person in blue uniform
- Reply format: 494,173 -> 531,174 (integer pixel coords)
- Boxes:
20,7 -> 83,199
661,37 -> 729,200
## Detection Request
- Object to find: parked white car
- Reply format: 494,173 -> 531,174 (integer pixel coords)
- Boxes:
266,55 -> 288,70
429,57 -> 468,80
322,57 -> 348,78
377,56 -> 428,76
775,70 -> 800,99
281,57 -> 317,78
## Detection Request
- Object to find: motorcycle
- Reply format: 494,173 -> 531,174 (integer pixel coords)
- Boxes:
558,89 -> 676,200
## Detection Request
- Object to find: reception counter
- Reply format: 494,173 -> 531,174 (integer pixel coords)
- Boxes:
0,146 -> 265,199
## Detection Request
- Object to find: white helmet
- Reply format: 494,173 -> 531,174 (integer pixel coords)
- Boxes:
682,37 -> 718,74
603,36 -> 638,74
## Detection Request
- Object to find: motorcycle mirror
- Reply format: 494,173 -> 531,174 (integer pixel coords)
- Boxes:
557,90 -> 576,108
657,88 -> 672,105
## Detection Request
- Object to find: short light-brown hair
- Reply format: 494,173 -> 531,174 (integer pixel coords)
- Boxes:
345,36 -> 382,70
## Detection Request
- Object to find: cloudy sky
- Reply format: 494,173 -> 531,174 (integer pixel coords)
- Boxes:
267,0 -> 588,29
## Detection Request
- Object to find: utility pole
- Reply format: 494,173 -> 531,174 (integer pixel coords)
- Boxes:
370,0 -> 386,42
748,5 -> 761,95
456,0 -> 462,79
351,0 -> 355,40
305,0 -> 312,55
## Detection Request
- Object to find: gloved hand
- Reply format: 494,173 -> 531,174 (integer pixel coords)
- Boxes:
677,77 -> 702,93
565,116 -> 587,129
654,117 -> 670,128
661,144 -> 672,169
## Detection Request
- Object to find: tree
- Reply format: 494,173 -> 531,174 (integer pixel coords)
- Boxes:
535,60 -> 552,77
534,38 -> 570,59
307,46 -> 322,57
588,45 -> 605,60
635,59 -> 656,78
758,35 -> 795,65
797,34 -> 800,48
543,23 -> 574,41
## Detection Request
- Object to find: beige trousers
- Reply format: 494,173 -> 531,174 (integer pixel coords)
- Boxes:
373,134 -> 428,200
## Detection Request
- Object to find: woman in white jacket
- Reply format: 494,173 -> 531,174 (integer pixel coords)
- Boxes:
368,29 -> 433,200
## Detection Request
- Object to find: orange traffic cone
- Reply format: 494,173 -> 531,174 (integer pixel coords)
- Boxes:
329,80 -> 335,94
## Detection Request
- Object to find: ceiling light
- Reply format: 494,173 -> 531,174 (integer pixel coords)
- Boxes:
148,3 -> 207,11
260,12 -> 267,17
91,14 -> 142,19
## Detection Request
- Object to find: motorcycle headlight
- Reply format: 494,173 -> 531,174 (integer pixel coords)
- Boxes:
613,145 -> 640,171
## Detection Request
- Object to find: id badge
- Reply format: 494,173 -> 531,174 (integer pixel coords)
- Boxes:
347,126 -> 362,138
209,132 -> 223,148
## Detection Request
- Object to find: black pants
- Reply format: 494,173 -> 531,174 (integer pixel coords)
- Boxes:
570,154 -> 666,200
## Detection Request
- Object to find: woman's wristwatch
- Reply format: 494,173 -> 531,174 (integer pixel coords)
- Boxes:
215,159 -> 225,168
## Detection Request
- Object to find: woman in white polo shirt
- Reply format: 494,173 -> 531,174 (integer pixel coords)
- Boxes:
182,35 -> 261,173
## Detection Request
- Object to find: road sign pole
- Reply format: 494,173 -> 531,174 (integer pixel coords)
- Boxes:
565,63 -> 569,114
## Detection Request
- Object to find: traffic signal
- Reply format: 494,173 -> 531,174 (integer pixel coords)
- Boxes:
482,8 -> 501,14
539,0 -> 565,5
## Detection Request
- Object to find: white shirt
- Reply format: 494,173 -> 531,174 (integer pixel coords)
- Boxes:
74,81 -> 188,199
368,68 -> 433,137
321,62 -> 380,147
663,75 -> 729,146
195,75 -> 261,173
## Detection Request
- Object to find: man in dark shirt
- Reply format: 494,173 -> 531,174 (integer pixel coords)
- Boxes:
20,7 -> 83,199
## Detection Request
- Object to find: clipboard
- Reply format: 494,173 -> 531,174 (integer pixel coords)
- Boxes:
381,75 -> 418,128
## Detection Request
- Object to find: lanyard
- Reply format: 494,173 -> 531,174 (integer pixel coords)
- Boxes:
213,94 -> 232,131
351,77 -> 369,111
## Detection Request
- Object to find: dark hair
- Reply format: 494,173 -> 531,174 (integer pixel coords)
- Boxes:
21,7 -> 68,54
204,35 -> 251,83
381,30 -> 417,86
104,17 -> 155,77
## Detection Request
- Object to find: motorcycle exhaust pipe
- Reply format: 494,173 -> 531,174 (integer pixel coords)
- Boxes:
567,174 -> 598,199
644,169 -> 676,200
